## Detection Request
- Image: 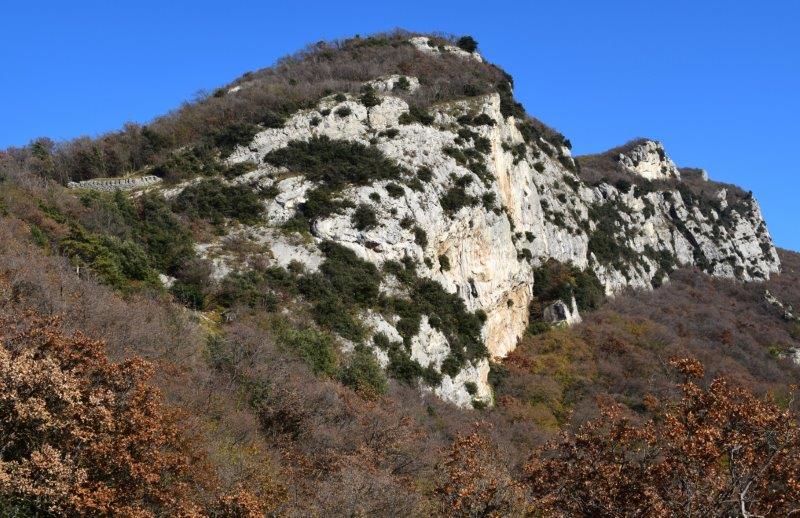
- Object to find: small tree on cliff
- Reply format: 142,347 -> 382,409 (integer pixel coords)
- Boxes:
456,36 -> 478,53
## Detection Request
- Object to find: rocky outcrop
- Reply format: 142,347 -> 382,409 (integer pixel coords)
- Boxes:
68,175 -> 162,191
368,74 -> 420,94
543,297 -> 582,326
680,167 -> 710,182
181,42 -> 780,407
617,140 -> 680,180
765,290 -> 799,322
408,36 -> 483,62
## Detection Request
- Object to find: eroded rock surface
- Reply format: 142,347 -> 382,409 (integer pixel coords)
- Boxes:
174,44 -> 780,407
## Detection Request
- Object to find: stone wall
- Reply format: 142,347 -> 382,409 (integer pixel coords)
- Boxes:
67,175 -> 161,192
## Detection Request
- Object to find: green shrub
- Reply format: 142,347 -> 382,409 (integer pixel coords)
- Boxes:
359,85 -> 381,108
263,136 -> 404,190
463,83 -> 480,96
318,241 -> 381,305
422,365 -> 443,386
393,76 -> 411,92
296,187 -> 352,222
223,161 -> 257,179
398,105 -> 434,125
373,332 -> 393,350
213,123 -> 261,156
413,226 -> 428,247
615,179 -> 632,192
173,179 -> 263,224
532,259 -> 604,314
439,255 -> 451,271
333,93 -> 347,102
379,128 -> 400,139
456,36 -> 478,53
527,321 -> 551,335
440,185 -> 477,215
499,81 -> 526,119
472,113 -> 495,126
29,224 -> 49,249
311,295 -> 365,342
151,146 -> 221,183
465,381 -> 477,395
417,167 -> 433,182
587,200 -> 637,266
216,270 -> 279,311
474,137 -> 491,154
279,327 -> 337,376
563,175 -> 580,191
388,347 -> 424,385
406,178 -> 425,192
440,354 -> 461,377
399,216 -> 414,229
472,399 -> 487,410
443,146 -> 468,165
352,203 -> 378,231
335,106 -> 352,118
134,193 -> 196,275
296,242 -> 381,341
59,226 -> 158,291
339,345 -> 388,396
170,280 -> 206,310
260,110 -> 285,128
385,183 -> 405,198
481,192 -> 496,210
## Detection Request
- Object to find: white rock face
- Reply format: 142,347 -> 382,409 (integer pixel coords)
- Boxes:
765,290 -> 799,322
618,140 -> 680,180
211,79 -> 780,407
410,316 -> 451,370
543,297 -> 582,326
368,74 -> 420,94
408,36 -> 483,62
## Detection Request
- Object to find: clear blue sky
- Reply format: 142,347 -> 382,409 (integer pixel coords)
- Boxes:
2,1 -> 798,250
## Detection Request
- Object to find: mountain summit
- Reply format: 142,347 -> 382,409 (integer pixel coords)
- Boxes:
177,34 -> 779,405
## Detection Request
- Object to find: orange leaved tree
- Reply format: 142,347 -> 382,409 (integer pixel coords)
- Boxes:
0,312 -> 215,516
435,424 -> 528,517
524,358 -> 800,517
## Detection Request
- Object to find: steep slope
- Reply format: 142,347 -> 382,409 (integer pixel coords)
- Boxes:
141,35 -> 779,406
1,31 -> 781,408
1,211 -> 797,515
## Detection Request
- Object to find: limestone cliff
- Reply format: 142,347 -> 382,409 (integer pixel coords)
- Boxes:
159,38 -> 779,407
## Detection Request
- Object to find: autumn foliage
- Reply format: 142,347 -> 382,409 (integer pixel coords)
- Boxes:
524,357 -> 800,517
0,312 -> 264,517
435,425 -> 527,517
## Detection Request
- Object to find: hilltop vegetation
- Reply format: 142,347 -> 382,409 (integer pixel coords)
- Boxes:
2,30 -> 547,185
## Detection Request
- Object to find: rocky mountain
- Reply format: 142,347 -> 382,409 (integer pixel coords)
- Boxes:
2,30 -> 798,515
115,34 -> 780,407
